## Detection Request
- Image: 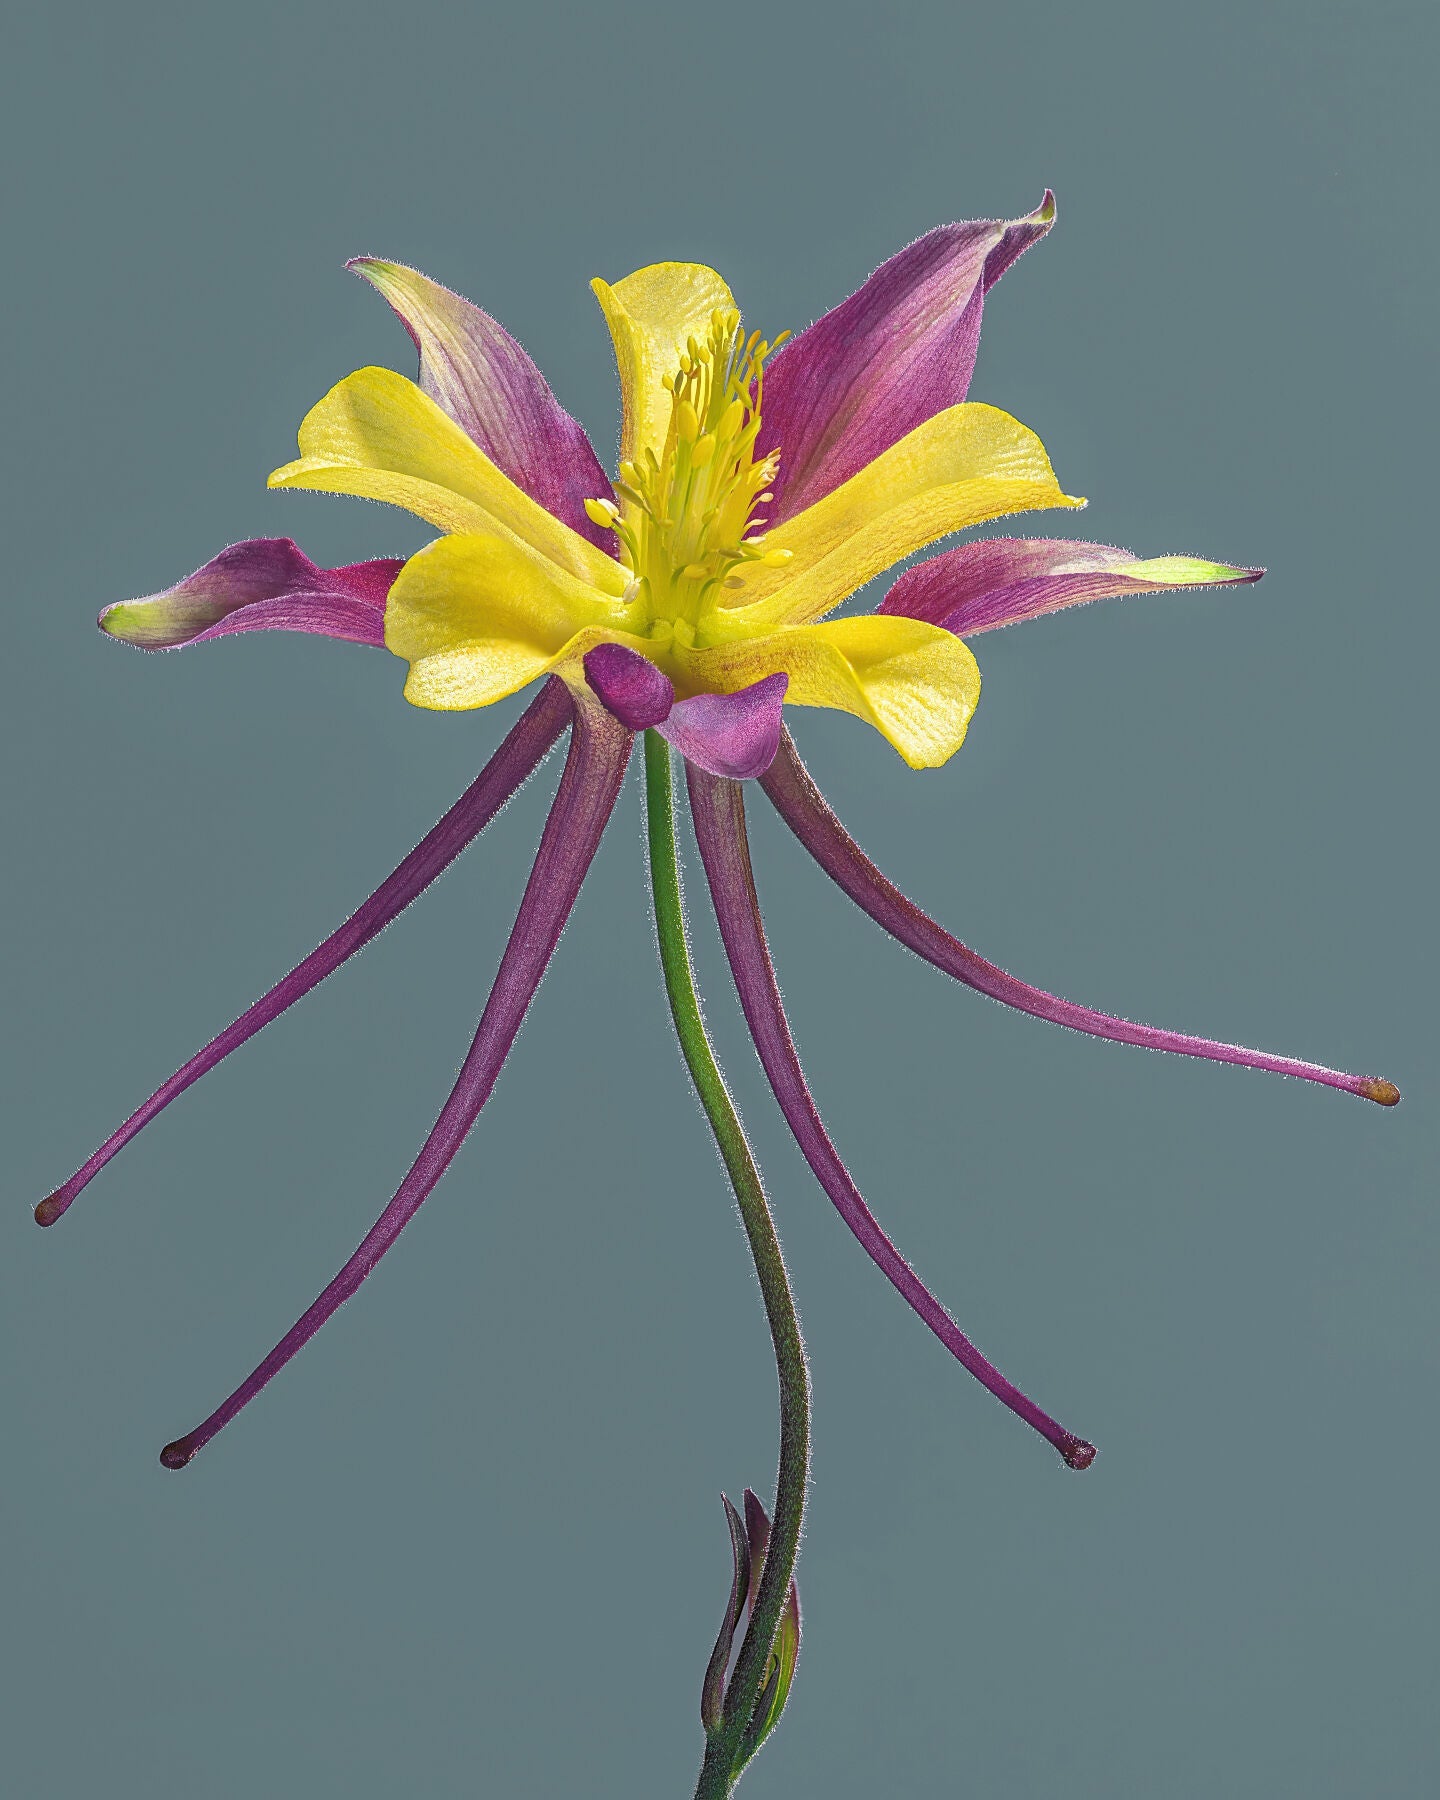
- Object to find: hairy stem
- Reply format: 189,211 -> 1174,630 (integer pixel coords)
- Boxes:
642,732 -> 809,1799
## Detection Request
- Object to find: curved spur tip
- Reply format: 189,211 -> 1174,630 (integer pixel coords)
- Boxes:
34,1191 -> 65,1228
159,1439 -> 195,1472
1360,1077 -> 1401,1107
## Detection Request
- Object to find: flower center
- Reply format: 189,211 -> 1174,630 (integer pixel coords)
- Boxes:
586,311 -> 792,640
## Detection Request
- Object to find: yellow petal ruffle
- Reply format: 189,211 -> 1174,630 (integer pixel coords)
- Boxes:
718,402 -> 1084,632
268,367 -> 625,594
681,615 -> 981,769
591,263 -> 736,467
384,533 -> 644,711
385,535 -> 978,765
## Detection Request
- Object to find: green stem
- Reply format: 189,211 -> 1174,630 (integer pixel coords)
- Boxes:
642,732 -> 811,1800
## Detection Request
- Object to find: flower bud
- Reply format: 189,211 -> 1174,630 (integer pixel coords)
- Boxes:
697,1488 -> 801,1772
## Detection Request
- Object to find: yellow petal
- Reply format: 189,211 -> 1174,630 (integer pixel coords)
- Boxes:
385,532 -> 645,712
718,403 -> 1084,632
591,263 -> 736,465
681,615 -> 981,769
269,367 -> 626,595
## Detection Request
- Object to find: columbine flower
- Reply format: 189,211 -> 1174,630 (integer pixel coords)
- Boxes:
42,195 -> 1397,1475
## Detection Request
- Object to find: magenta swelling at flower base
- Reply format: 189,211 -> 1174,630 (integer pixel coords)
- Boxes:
38,194 -> 1398,1798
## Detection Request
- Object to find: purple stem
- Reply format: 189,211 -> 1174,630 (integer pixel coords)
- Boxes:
687,764 -> 1095,1471
761,730 -> 1399,1108
37,680 -> 574,1229
160,694 -> 632,1468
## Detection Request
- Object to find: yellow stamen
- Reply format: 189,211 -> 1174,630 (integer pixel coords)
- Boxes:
586,305 -> 791,639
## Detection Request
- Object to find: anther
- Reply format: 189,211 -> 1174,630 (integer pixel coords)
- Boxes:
583,497 -> 621,528
624,317 -> 792,612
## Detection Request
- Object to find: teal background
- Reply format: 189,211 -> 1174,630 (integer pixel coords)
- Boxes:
3,2 -> 1434,1795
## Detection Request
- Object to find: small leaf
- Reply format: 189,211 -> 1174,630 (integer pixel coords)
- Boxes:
742,1487 -> 771,1615
734,1571 -> 801,1772
700,1496 -> 751,1734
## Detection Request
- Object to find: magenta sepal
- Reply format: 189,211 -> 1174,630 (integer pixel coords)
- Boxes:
157,692 -> 631,1468
98,538 -> 400,650
35,680 -> 574,1230
662,676 -> 788,781
760,730 -> 1400,1108
583,643 -> 789,780
879,536 -> 1263,636
687,763 -> 1097,1470
757,194 -> 1054,522
583,642 -> 674,728
349,257 -> 617,552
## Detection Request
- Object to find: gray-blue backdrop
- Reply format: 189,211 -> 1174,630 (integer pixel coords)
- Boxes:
4,2 -> 1434,1795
